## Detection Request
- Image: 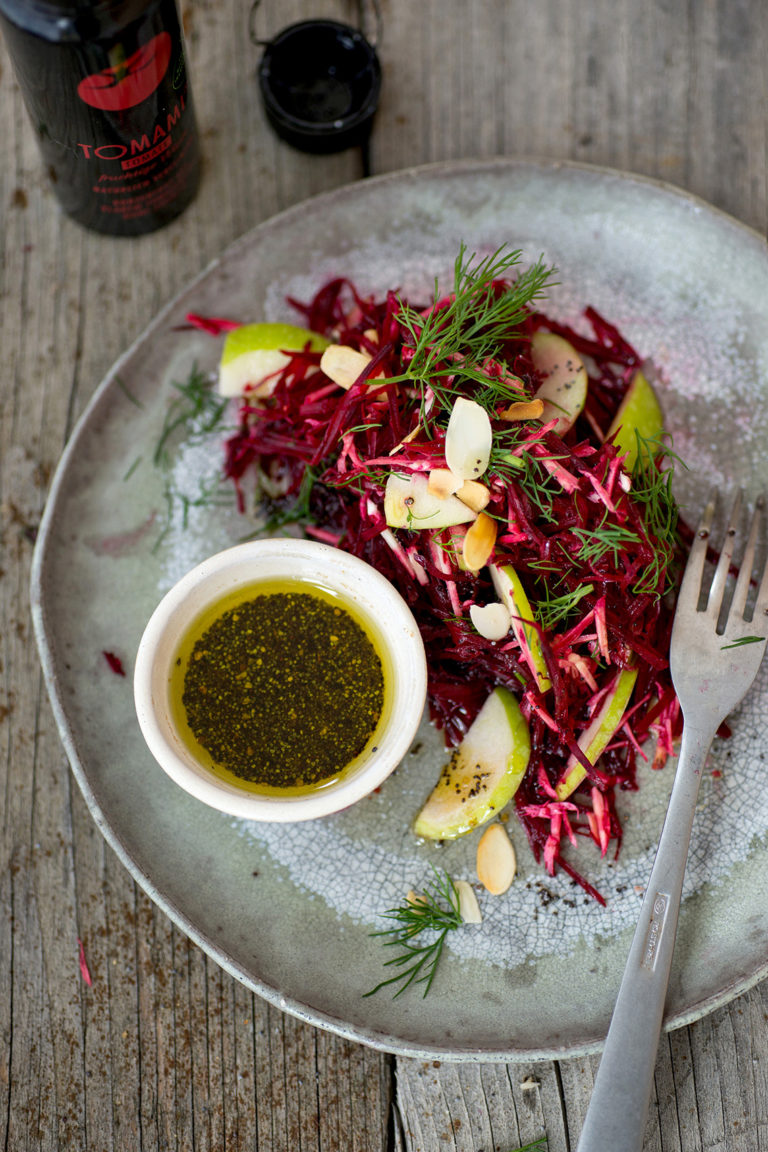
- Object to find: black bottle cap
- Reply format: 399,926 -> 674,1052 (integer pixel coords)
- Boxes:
258,19 -> 381,155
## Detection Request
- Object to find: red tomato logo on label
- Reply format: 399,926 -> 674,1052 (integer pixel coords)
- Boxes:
77,32 -> 172,111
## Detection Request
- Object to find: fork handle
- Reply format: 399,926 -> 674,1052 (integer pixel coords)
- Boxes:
575,720 -> 715,1152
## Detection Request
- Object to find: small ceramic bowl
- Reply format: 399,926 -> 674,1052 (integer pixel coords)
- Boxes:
134,538 -> 427,822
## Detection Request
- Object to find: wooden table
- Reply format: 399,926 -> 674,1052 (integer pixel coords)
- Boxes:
2,1 -> 767,1148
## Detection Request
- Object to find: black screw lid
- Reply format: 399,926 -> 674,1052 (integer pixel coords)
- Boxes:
258,19 -> 381,155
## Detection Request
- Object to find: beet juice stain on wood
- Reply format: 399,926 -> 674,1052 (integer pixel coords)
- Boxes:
0,0 -> 200,235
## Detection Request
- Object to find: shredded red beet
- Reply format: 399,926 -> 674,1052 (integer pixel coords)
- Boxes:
77,937 -> 93,986
180,312 -> 243,336
214,258 -> 683,900
103,651 -> 126,677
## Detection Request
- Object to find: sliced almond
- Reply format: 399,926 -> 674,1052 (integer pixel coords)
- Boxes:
457,479 -> 491,512
445,397 -> 493,481
406,889 -> 427,907
428,467 -> 463,499
461,511 -> 497,571
476,823 -> 517,895
499,398 -> 545,422
469,601 -> 511,641
320,344 -> 375,390
363,327 -> 379,344
454,879 -> 483,924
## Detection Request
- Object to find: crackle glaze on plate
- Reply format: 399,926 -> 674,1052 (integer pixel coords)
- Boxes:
31,159 -> 768,1060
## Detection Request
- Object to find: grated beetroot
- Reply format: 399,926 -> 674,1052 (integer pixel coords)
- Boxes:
216,266 -> 683,901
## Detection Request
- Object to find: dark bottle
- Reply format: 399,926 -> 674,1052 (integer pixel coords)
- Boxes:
0,0 -> 200,235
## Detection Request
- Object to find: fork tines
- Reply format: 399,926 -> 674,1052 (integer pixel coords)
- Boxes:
685,490 -> 768,631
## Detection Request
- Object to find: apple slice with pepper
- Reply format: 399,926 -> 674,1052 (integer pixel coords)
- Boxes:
531,331 -> 588,435
414,687 -> 530,839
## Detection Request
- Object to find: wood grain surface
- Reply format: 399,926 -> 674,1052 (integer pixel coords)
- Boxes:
1,1 -> 767,1149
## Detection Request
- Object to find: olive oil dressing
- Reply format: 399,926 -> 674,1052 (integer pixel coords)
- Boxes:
170,580 -> 387,795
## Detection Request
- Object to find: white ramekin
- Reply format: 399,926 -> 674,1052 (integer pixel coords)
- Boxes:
133,538 -> 427,821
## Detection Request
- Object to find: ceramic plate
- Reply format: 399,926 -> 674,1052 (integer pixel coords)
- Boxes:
31,159 -> 768,1060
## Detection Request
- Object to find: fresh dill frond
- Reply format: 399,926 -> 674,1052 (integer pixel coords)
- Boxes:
489,446 -> 560,524
364,869 -> 463,999
396,245 -> 555,414
122,455 -> 143,482
533,581 -> 594,631
571,522 -> 642,568
721,635 -> 766,649
164,473 -> 234,532
154,363 -> 230,468
629,433 -> 682,595
114,374 -> 144,408
507,1140 -> 548,1152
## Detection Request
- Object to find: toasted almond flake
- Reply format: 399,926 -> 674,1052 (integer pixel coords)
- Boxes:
389,422 -> 421,454
476,823 -> 517,895
320,344 -> 375,390
462,511 -> 497,571
455,880 -> 483,924
445,397 -> 492,480
406,889 -> 427,907
363,327 -> 379,344
428,467 -> 462,498
456,479 -> 491,512
469,601 -> 511,641
499,398 -> 545,421
445,524 -> 470,571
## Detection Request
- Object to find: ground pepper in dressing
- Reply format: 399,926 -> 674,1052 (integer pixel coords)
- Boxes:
179,588 -> 385,790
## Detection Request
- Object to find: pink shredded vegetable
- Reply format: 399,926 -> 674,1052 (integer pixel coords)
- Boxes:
213,266 -> 683,902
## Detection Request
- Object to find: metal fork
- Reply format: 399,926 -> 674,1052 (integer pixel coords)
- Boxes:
576,490 -> 768,1152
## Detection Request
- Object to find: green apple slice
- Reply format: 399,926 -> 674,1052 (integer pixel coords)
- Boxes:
489,563 -> 552,692
218,323 -> 330,398
555,666 -> 639,799
414,687 -> 531,840
531,331 -> 588,435
383,472 -> 477,529
605,366 -> 663,469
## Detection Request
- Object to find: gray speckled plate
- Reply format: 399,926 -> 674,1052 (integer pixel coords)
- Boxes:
31,159 -> 768,1061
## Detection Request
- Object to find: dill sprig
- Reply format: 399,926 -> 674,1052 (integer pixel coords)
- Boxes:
396,245 -> 555,415
721,635 -> 766,649
154,363 -> 230,468
489,446 -> 560,524
533,581 -> 595,631
571,521 -> 642,568
364,869 -> 463,999
629,433 -> 683,595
